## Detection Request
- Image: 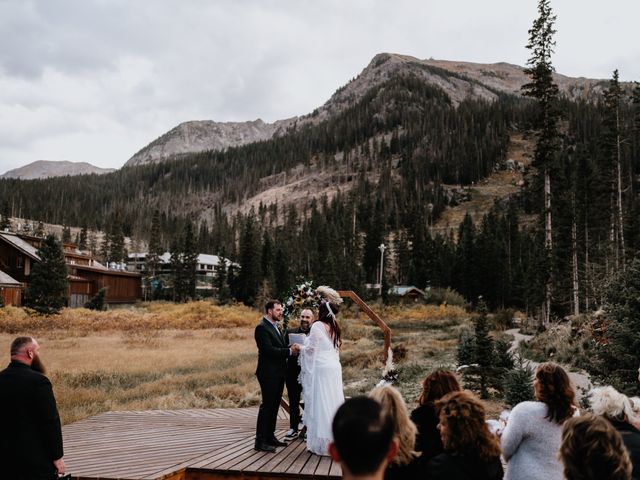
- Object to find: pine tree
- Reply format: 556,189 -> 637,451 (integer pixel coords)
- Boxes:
0,201 -> 10,231
214,247 -> 231,305
181,220 -> 198,300
108,218 -> 126,263
236,214 -> 261,306
26,234 -> 69,314
603,69 -> 626,268
62,226 -> 72,244
146,210 -> 163,277
169,238 -> 183,302
78,225 -> 88,251
474,298 -> 494,398
592,258 -> 640,394
522,0 -> 561,325
504,361 -> 535,406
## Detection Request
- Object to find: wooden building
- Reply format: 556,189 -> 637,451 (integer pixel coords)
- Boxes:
0,231 -> 141,307
0,269 -> 21,306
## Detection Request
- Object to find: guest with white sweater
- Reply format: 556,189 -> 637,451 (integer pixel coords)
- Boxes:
501,362 -> 578,480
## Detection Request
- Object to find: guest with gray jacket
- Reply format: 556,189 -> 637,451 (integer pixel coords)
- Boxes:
501,362 -> 578,480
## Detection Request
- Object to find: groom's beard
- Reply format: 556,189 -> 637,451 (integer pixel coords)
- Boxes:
31,354 -> 47,374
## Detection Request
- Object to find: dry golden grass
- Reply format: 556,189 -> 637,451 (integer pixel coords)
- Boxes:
0,302 -> 470,425
0,302 -> 257,334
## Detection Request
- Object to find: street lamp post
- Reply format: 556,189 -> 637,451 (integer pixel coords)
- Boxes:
378,243 -> 386,297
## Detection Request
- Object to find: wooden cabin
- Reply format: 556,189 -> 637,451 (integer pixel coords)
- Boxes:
0,232 -> 141,307
0,269 -> 21,306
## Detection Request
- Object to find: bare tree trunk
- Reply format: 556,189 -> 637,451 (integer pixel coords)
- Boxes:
610,191 -> 617,272
584,219 -> 590,311
572,212 -> 579,316
615,108 -> 626,268
544,167 -> 552,326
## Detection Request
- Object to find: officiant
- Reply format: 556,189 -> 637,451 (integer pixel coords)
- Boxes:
284,308 -> 313,439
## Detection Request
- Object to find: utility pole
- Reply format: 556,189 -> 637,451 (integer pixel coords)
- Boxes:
378,243 -> 386,297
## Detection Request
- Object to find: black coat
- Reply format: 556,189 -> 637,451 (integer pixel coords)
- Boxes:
411,403 -> 444,462
427,452 -> 503,480
611,419 -> 640,480
255,318 -> 289,379
0,360 -> 63,479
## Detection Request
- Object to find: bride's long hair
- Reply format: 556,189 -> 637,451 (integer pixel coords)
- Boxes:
317,300 -> 341,348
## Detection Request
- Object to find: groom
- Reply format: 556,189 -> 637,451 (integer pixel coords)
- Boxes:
254,299 -> 300,452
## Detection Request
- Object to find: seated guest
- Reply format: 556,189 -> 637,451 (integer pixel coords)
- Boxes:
369,385 -> 421,479
427,390 -> 503,480
329,396 -> 398,480
501,362 -> 578,480
560,413 -> 632,480
410,369 -> 461,462
590,386 -> 640,479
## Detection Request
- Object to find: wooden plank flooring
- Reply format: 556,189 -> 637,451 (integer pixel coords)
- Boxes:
63,407 -> 341,480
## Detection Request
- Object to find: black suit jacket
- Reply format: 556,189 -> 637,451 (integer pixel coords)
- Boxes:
0,360 -> 63,479
255,318 -> 289,379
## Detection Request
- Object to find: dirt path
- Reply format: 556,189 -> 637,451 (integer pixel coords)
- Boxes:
505,328 -> 593,401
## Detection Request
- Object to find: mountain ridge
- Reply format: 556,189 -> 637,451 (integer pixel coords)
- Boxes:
124,53 -> 611,167
1,160 -> 115,179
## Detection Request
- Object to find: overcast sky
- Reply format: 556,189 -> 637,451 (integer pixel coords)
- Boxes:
0,0 -> 637,173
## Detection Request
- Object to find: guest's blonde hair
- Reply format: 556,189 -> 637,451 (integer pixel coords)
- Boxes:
589,386 -> 640,424
369,385 -> 418,466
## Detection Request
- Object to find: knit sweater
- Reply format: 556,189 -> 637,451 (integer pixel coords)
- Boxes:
501,401 -> 576,480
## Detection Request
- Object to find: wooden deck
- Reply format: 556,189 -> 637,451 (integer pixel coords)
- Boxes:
63,407 -> 341,480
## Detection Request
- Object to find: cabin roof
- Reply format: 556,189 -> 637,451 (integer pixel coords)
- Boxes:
0,232 -> 41,261
0,269 -> 20,286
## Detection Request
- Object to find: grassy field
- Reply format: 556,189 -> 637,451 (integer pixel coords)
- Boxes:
0,302 -> 469,425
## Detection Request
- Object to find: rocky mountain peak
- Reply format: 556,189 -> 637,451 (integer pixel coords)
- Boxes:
1,160 -> 115,179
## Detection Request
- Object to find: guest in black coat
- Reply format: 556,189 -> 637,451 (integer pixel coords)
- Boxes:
284,308 -> 312,438
427,391 -> 503,480
254,299 -> 301,452
0,336 -> 65,480
410,369 -> 461,463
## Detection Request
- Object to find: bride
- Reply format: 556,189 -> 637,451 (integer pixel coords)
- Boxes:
298,299 -> 345,456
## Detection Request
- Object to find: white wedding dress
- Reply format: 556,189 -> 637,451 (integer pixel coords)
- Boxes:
298,321 -> 345,456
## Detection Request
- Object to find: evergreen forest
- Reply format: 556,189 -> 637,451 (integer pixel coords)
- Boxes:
2,31 -> 640,321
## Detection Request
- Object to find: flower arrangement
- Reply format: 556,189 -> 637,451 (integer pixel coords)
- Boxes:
283,281 -> 321,330
282,281 -> 343,330
376,347 -> 400,387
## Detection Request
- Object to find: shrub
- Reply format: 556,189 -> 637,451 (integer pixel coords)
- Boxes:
425,287 -> 468,308
504,362 -> 534,407
85,288 -> 107,311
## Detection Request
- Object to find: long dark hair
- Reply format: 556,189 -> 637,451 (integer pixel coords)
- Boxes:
536,362 -> 577,424
419,369 -> 461,406
318,300 -> 341,348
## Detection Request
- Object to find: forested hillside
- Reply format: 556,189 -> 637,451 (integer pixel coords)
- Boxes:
1,58 -> 639,320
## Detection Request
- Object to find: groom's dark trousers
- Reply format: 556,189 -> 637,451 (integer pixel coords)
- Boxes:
255,317 -> 290,446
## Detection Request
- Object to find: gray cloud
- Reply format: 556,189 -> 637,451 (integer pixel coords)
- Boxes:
0,0 -> 637,173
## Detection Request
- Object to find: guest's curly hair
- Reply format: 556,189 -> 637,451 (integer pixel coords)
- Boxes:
369,385 -> 418,466
436,390 -> 501,461
418,369 -> 461,406
560,413 -> 632,480
535,362 -> 577,424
